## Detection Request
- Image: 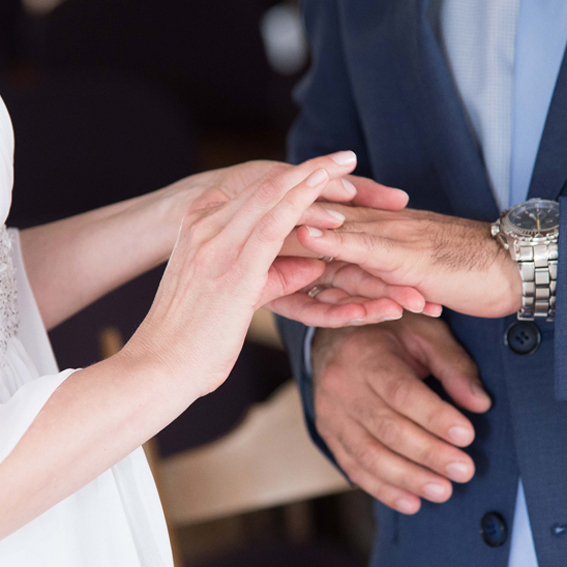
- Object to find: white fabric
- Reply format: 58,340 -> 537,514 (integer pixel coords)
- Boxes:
0,96 -> 174,566
0,99 -> 13,225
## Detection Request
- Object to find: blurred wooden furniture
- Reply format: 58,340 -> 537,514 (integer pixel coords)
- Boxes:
99,308 -> 352,566
159,379 -> 350,527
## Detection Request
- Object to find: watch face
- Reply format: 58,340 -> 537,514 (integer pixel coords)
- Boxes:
506,199 -> 560,236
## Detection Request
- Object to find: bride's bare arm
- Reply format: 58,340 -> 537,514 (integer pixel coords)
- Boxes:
0,156 -> 356,539
19,180 -> 192,330
19,159 -> 361,330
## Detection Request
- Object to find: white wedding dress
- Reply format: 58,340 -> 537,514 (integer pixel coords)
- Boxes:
0,97 -> 174,566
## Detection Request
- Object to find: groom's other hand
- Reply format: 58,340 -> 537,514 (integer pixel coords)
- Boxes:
311,314 -> 491,514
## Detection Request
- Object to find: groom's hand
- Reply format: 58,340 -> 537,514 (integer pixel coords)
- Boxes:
294,207 -> 523,318
311,314 -> 491,514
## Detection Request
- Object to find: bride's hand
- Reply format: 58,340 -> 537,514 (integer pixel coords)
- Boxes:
170,154 -> 411,236
124,154 -> 380,397
188,156 -> 438,326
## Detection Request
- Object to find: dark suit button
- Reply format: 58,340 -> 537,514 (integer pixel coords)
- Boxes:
505,322 -> 541,355
480,512 -> 507,547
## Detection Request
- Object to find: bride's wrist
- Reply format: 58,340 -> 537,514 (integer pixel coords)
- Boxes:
114,333 -> 204,406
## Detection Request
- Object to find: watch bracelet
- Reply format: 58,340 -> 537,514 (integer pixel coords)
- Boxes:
512,240 -> 558,320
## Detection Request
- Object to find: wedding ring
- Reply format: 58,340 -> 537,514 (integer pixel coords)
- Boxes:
307,285 -> 330,299
318,256 -> 335,263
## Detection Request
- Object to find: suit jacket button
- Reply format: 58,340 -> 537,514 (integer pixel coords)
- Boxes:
480,512 -> 507,547
505,322 -> 541,355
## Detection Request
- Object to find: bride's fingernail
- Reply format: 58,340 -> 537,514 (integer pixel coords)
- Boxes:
407,298 -> 426,313
306,169 -> 329,187
342,178 -> 357,196
383,313 -> 403,322
331,151 -> 357,166
349,318 -> 366,324
305,226 -> 323,237
325,209 -> 346,223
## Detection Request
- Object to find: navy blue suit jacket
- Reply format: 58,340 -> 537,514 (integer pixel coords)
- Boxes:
277,1 -> 567,566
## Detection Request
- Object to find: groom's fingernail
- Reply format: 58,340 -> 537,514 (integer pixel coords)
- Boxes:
325,209 -> 346,223
305,226 -> 323,237
342,178 -> 357,196
331,151 -> 357,166
471,382 -> 492,405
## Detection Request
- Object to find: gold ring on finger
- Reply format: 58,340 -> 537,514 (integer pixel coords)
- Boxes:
307,285 -> 331,299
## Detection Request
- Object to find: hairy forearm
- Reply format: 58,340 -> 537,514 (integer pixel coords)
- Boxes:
19,181 -> 193,330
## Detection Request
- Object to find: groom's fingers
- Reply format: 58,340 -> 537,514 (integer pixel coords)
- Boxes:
346,175 -> 410,210
298,203 -> 347,230
297,225 -> 402,273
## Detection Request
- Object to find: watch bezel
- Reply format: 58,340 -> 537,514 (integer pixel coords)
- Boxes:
500,198 -> 560,241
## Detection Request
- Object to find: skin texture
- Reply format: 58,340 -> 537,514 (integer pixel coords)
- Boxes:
290,202 -> 518,514
311,314 -> 492,514
291,205 -> 523,318
2,154 -> 384,539
20,156 -> 419,332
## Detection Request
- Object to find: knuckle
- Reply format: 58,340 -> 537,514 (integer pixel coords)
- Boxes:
352,441 -> 379,473
256,177 -> 284,204
188,216 -> 211,242
256,212 -> 282,243
382,376 -> 411,408
318,364 -> 349,398
346,467 -> 364,487
415,440 -> 439,468
423,400 -> 454,432
374,414 -> 401,448
266,163 -> 289,179
458,356 -> 479,378
398,469 -> 426,494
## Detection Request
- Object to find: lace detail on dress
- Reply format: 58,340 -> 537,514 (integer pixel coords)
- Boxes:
0,226 -> 18,360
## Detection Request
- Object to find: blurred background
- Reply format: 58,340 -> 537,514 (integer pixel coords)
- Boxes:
1,1 -> 375,565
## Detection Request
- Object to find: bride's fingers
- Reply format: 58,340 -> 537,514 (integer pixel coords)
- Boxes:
312,262 -> 426,314
238,169 -> 336,272
266,293 -> 367,327
259,257 -> 327,305
423,302 -> 443,317
280,231 -> 315,257
260,259 -> 407,326
267,293 -> 404,328
295,288 -> 406,325
222,152 -> 359,230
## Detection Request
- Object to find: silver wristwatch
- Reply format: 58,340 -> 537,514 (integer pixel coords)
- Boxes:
491,198 -> 560,321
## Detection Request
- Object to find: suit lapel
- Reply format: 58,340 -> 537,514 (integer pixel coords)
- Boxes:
389,0 -> 499,220
528,47 -> 567,201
